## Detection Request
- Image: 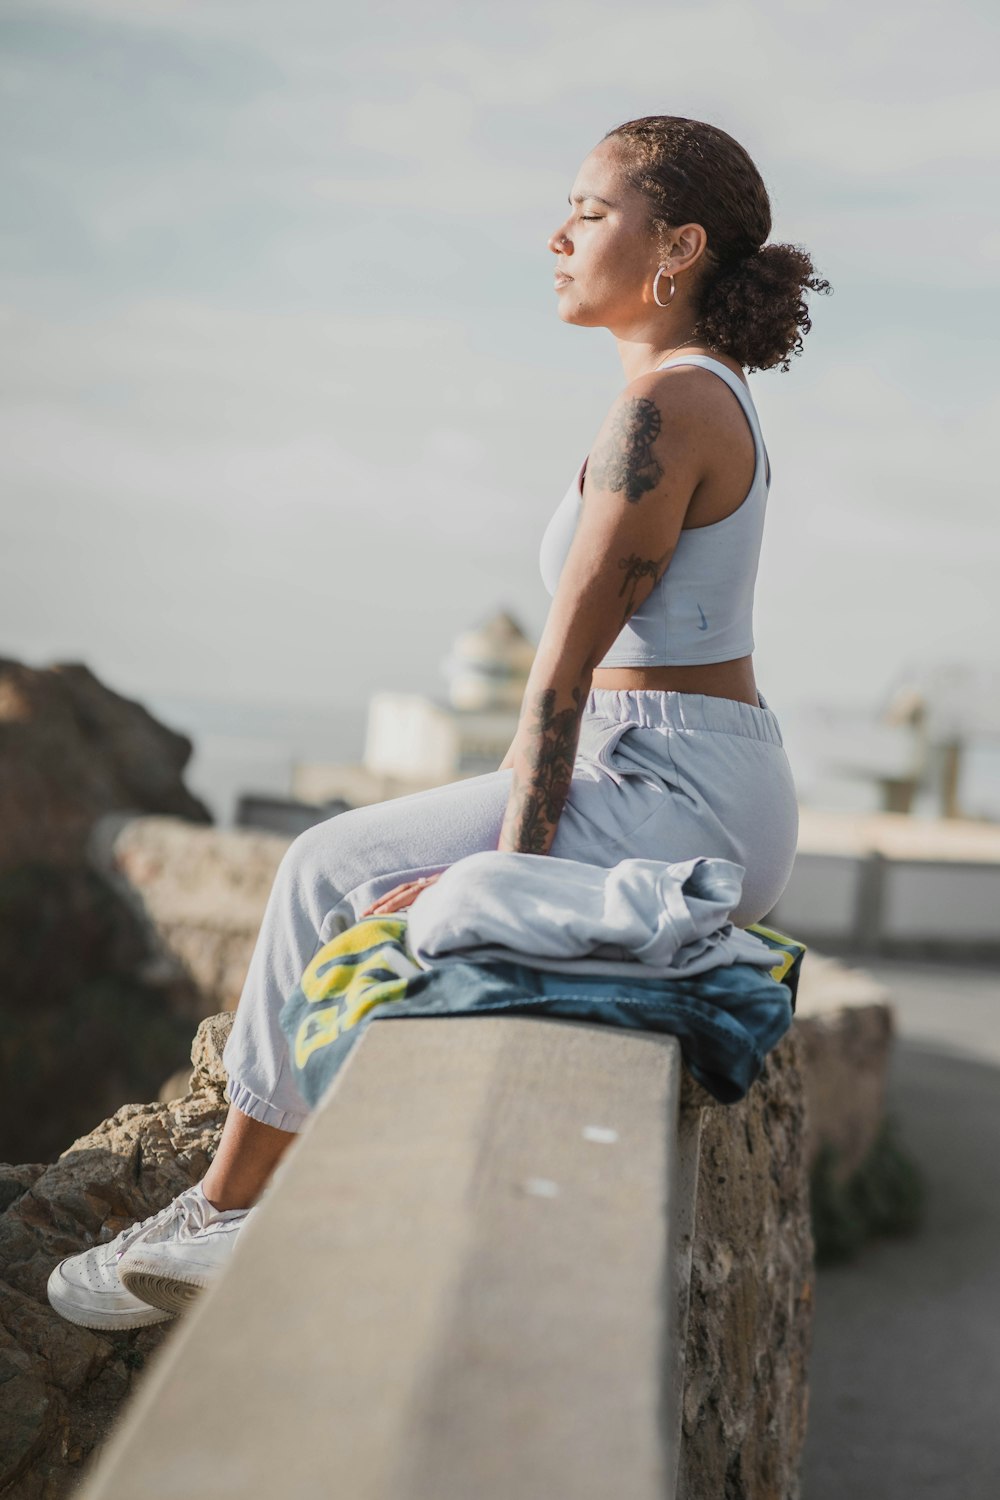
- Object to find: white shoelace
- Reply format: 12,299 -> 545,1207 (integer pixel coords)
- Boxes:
111,1185 -> 220,1261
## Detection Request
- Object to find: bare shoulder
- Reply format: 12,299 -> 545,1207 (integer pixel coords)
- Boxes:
628,352 -> 749,411
586,358 -> 743,506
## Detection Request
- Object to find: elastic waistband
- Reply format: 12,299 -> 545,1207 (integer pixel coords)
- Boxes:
585,687 -> 784,746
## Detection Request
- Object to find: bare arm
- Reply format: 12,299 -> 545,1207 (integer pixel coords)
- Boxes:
496,372 -> 703,855
497,737 -> 517,773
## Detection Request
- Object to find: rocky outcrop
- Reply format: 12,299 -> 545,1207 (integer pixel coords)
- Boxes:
0,1015 -> 232,1499
0,659 -> 211,876
0,860 -> 199,1164
0,660 -> 213,1163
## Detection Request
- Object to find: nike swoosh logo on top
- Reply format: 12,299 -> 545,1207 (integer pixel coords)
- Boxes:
696,604 -> 708,630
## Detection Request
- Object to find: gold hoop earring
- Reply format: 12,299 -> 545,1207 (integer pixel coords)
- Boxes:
652,266 -> 675,308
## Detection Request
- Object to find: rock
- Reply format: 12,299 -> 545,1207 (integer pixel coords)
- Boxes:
0,658 -> 211,876
0,863 -> 200,1164
0,658 -> 215,1166
0,1164 -> 46,1215
157,1010 -> 233,1104
187,1012 -> 234,1094
157,1069 -> 193,1104
0,1014 -> 233,1498
674,951 -> 897,1492
679,1024 -> 814,1498
90,815 -> 292,1015
793,950 -> 896,1183
0,1348 -> 52,1495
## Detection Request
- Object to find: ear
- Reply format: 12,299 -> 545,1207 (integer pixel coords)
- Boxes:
665,222 -> 710,276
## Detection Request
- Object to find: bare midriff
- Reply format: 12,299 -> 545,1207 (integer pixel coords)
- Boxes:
590,655 -> 761,708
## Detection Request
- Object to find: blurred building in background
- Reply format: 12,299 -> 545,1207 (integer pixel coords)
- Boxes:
279,608 -> 534,813
787,662 -> 1000,823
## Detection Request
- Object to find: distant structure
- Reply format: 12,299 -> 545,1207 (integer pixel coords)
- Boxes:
437,609 -> 537,713
291,609 -> 536,808
824,661 -> 1000,820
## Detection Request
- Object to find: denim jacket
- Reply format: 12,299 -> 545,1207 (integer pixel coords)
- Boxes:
280,913 -> 806,1110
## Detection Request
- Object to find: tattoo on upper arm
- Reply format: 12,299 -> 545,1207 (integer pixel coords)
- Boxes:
589,396 -> 664,504
501,684 -> 585,854
616,547 -> 674,627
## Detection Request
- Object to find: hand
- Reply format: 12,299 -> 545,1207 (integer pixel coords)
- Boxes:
358,872 -> 445,918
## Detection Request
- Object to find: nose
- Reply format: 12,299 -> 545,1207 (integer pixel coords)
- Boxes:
547,224 -> 571,256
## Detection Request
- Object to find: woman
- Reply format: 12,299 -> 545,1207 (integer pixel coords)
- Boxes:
48,114 -> 830,1330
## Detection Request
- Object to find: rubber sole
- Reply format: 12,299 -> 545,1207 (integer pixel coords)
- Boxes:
120,1262 -> 209,1317
46,1277 -> 175,1332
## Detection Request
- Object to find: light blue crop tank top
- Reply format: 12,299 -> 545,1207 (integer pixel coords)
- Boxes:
538,354 -> 771,667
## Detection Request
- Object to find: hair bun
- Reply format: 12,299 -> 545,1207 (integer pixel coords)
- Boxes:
604,114 -> 832,372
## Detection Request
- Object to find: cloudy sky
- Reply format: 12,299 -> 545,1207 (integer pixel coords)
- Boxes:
1,0 -> 998,738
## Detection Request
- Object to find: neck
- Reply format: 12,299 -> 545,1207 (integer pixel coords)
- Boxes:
618,335 -> 713,383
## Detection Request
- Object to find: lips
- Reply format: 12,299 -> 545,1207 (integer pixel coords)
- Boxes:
554,271 -> 573,284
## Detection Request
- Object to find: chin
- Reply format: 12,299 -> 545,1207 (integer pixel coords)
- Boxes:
557,303 -> 600,328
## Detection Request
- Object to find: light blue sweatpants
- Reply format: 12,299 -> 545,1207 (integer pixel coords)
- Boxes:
222,687 -> 799,1133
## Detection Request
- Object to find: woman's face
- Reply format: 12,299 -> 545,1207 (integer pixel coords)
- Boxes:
548,140 -> 661,328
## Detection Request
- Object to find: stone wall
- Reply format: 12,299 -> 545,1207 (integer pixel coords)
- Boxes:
3,1008 -> 824,1500
89,816 -> 290,1018
793,951 -> 895,1183
679,1030 -> 814,1497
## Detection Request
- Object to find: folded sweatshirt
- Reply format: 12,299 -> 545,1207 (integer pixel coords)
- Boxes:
405,849 -> 777,979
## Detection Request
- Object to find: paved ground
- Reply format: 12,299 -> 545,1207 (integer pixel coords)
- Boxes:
801,954 -> 1000,1500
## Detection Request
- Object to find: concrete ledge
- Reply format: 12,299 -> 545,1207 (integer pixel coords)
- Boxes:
80,1017 -> 699,1500
771,808 -> 1000,957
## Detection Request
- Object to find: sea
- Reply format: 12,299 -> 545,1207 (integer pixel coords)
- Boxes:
145,690 -> 369,827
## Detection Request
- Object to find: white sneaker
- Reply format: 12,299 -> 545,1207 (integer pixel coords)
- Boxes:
118,1181 -> 252,1316
46,1181 -> 250,1331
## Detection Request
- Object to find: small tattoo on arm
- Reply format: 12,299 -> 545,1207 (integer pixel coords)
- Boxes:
616,548 -> 674,627
589,396 -> 664,504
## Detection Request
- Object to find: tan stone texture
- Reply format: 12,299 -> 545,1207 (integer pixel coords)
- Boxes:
91,816 -> 291,1016
679,1026 -> 815,1499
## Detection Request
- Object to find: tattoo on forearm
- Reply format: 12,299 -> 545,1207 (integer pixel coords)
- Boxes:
500,684 -> 585,854
589,396 -> 664,504
616,546 -> 674,626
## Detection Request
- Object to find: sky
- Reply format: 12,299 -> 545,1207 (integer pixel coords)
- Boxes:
1,0 -> 998,740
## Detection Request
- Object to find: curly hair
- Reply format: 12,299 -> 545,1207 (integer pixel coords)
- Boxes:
602,115 -> 832,374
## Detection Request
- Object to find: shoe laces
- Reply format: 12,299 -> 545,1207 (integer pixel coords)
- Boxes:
111,1185 -> 212,1261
